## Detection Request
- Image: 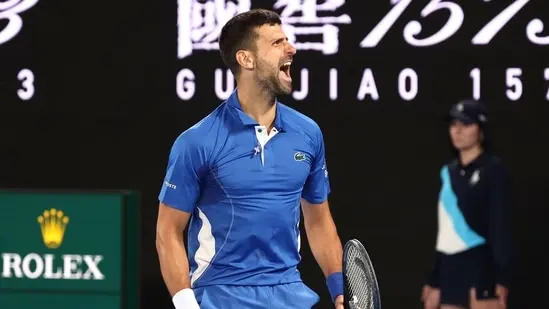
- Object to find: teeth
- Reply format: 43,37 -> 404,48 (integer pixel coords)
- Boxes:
281,62 -> 292,68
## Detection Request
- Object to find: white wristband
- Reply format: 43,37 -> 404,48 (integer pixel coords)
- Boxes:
172,288 -> 200,309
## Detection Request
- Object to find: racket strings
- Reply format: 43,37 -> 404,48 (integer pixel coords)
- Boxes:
345,246 -> 378,309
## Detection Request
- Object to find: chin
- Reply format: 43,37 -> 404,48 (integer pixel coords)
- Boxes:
454,143 -> 476,151
280,87 -> 292,95
277,82 -> 293,95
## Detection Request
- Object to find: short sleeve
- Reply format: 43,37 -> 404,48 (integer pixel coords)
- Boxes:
158,132 -> 205,213
301,127 -> 331,204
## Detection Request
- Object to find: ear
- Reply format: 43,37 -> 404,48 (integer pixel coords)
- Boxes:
236,50 -> 254,70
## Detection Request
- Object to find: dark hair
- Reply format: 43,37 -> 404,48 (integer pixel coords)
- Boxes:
219,9 -> 282,77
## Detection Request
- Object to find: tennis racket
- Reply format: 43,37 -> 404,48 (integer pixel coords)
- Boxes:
343,239 -> 381,309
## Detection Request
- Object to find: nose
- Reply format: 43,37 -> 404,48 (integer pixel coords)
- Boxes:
286,41 -> 296,56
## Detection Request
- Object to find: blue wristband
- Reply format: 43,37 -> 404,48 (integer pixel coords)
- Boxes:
326,272 -> 344,303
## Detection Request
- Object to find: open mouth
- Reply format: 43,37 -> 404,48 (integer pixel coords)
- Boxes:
279,61 -> 292,82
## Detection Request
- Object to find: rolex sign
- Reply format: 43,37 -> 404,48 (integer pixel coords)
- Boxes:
0,191 -> 140,309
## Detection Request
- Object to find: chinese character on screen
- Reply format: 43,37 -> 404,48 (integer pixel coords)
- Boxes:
178,0 -> 251,59
274,0 -> 351,55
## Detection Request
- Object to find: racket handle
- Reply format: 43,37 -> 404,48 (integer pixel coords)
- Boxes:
348,295 -> 361,309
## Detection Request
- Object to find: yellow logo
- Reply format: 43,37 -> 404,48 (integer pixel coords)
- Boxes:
37,208 -> 69,249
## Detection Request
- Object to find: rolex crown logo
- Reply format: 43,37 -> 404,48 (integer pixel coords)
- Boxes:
37,208 -> 69,249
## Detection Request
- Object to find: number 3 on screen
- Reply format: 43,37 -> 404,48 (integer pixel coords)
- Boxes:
17,69 -> 35,101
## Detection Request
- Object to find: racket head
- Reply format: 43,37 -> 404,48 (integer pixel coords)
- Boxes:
343,239 -> 381,309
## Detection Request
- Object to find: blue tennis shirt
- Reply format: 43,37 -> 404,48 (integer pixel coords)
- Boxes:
158,90 -> 331,288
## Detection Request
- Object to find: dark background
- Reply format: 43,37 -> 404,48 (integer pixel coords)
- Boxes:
1,0 -> 548,308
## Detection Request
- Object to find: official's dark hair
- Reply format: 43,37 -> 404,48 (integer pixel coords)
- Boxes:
219,9 -> 282,77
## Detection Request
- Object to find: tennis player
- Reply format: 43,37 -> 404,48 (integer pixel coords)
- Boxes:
421,100 -> 514,309
155,9 -> 344,309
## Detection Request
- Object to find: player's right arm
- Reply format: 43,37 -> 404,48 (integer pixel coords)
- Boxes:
155,131 -> 205,308
156,204 -> 192,293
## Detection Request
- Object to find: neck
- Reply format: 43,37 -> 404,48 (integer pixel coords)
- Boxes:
459,145 -> 483,166
236,79 -> 277,129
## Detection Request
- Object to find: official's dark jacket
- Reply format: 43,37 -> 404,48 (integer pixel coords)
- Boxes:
427,152 -> 514,292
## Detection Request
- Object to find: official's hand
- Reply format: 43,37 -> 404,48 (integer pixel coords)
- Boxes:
470,288 -> 504,309
495,284 -> 508,309
334,295 -> 344,309
421,285 -> 440,309
420,284 -> 431,302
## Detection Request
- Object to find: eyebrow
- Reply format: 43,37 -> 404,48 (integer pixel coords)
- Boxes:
271,37 -> 287,44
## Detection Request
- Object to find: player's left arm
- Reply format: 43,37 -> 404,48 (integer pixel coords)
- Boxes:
301,126 -> 343,307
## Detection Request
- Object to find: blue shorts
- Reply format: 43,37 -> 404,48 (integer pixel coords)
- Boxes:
193,282 -> 320,309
